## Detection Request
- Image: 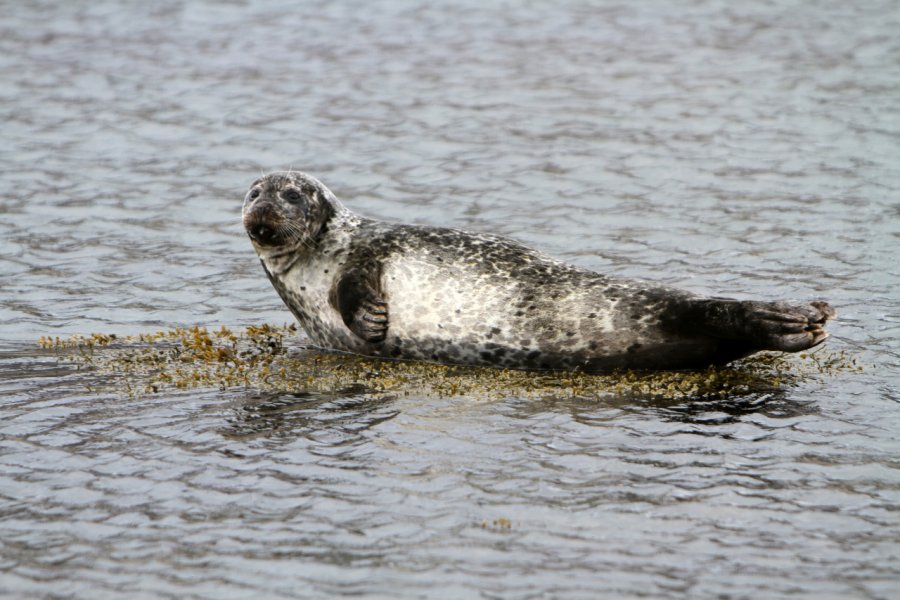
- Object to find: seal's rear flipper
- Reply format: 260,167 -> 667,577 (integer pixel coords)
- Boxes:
743,300 -> 835,351
671,298 -> 835,353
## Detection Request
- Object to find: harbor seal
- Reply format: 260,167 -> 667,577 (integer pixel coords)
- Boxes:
242,171 -> 835,372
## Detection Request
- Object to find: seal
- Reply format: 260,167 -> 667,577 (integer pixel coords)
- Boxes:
242,171 -> 835,372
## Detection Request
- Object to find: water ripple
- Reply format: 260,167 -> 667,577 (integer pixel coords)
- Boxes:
1,0 -> 898,597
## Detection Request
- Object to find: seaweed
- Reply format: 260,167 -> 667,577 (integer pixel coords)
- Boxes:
38,325 -> 861,400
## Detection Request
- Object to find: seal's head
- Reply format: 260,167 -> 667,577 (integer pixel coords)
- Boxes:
242,171 -> 338,251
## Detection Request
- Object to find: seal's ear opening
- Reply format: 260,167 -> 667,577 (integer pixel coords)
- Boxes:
308,196 -> 336,246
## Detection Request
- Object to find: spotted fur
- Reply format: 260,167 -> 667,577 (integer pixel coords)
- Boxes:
242,172 -> 834,372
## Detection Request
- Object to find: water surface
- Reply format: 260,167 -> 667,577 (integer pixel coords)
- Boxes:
1,1 -> 898,598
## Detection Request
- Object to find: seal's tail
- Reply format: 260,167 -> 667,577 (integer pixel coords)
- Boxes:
678,298 -> 836,352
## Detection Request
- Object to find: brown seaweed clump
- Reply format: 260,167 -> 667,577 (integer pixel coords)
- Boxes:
38,324 -> 861,400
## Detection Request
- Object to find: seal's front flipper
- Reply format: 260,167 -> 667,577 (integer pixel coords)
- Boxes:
674,298 -> 835,352
332,268 -> 389,343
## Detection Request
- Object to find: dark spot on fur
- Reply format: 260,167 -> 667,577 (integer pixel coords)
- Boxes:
627,343 -> 643,354
588,313 -> 596,318
526,350 -> 541,360
566,331 -> 575,337
589,341 -> 598,350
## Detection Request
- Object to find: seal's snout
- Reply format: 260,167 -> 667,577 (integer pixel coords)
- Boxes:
247,222 -> 278,245
243,206 -> 282,247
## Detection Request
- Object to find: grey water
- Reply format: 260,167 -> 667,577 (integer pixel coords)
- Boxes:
1,0 -> 898,598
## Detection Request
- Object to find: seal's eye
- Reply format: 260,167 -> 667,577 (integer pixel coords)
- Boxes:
282,189 -> 303,203
249,189 -> 260,199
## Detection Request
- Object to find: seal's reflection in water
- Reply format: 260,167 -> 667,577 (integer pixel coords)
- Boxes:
220,375 -> 816,446
650,392 -> 821,428
496,386 -> 820,441
220,389 -> 400,442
